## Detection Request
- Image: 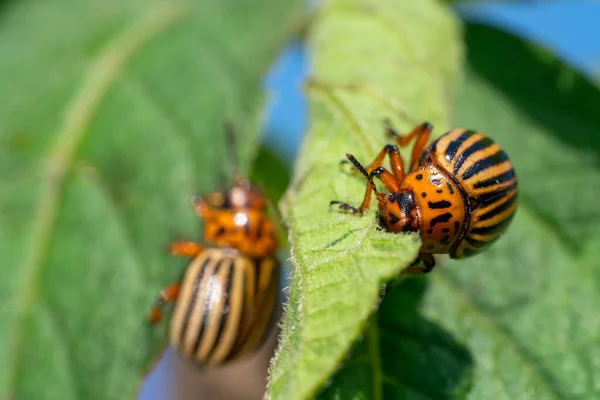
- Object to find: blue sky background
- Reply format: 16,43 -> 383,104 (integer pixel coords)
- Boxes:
138,1 -> 600,398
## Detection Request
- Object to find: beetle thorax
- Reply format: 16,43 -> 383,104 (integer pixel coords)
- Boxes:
402,164 -> 468,255
378,190 -> 418,233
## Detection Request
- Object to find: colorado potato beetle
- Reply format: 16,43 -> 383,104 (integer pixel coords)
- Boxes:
149,245 -> 279,365
331,120 -> 518,274
148,121 -> 281,365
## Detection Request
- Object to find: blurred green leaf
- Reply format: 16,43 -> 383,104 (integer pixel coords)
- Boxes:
315,277 -> 474,400
250,145 -> 291,207
412,23 -> 600,399
266,1 -> 463,399
250,145 -> 292,248
0,1 -> 301,399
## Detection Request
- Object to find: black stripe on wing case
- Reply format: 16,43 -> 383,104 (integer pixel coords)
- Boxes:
470,219 -> 513,236
461,150 -> 509,181
477,193 -> 517,222
179,256 -> 213,344
453,136 -> 495,175
473,169 -> 516,189
204,260 -> 236,360
465,237 -> 490,249
443,131 -> 471,162
190,259 -> 225,354
477,182 -> 518,208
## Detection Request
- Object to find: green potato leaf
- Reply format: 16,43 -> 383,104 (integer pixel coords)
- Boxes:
266,1 -> 463,399
0,1 -> 301,399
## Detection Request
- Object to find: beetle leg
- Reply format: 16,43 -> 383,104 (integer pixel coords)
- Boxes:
363,144 -> 406,182
385,120 -> 433,171
330,180 -> 374,214
382,144 -> 405,181
149,282 -> 180,324
370,167 -> 400,193
330,153 -> 385,215
401,252 -> 436,275
168,241 -> 205,257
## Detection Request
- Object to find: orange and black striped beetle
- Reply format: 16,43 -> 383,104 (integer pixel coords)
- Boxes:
331,120 -> 518,274
148,122 -> 280,365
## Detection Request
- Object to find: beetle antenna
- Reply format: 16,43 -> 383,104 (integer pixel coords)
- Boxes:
345,153 -> 381,196
222,119 -> 240,184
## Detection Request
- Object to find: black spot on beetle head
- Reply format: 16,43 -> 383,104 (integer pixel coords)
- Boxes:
387,192 -> 399,203
379,190 -> 417,233
401,223 -> 413,232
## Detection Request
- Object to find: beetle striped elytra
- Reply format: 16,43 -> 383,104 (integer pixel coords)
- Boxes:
149,246 -> 279,365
